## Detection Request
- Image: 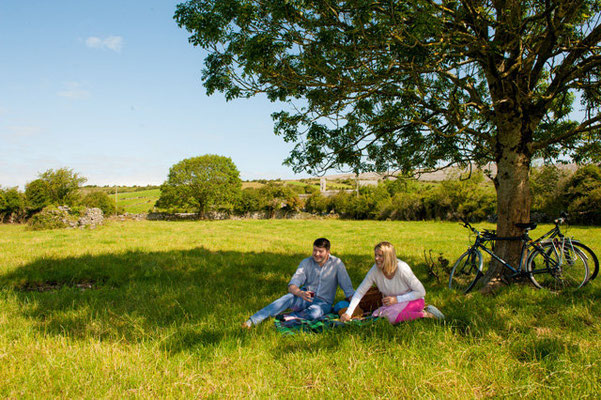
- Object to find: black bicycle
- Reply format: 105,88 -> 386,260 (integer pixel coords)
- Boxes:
533,212 -> 599,282
449,219 -> 590,293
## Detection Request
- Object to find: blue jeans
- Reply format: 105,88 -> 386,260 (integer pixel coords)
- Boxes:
249,293 -> 332,325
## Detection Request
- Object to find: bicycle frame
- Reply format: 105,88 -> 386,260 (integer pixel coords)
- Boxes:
470,236 -> 532,279
459,218 -> 562,279
451,216 -> 592,292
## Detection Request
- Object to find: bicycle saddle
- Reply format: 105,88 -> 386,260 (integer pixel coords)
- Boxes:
515,222 -> 537,230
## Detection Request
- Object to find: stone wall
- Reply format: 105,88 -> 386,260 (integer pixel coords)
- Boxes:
146,210 -> 318,221
28,206 -> 105,230
58,206 -> 105,228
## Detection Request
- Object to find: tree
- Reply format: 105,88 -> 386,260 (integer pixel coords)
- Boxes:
257,183 -> 302,216
561,164 -> 601,224
0,187 -> 26,222
530,165 -> 569,218
25,178 -> 51,212
36,168 -> 87,206
156,155 -> 242,216
175,0 -> 601,286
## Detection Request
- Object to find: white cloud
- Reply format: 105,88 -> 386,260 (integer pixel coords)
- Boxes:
57,81 -> 90,99
85,35 -> 124,52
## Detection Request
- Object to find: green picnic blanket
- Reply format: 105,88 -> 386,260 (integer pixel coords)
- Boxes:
274,313 -> 380,335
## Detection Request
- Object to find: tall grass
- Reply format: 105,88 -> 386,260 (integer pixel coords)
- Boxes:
0,220 -> 599,398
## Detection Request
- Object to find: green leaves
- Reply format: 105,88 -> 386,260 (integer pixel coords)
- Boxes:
175,0 -> 601,176
156,155 -> 242,215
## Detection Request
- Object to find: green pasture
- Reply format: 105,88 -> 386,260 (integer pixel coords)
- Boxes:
114,189 -> 160,214
0,220 -> 600,398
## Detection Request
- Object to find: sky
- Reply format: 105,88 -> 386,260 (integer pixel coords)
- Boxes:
0,0 -> 309,189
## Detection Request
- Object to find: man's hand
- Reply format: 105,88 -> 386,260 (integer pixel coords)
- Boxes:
299,290 -> 314,302
289,285 -> 313,302
340,313 -> 351,322
382,296 -> 398,306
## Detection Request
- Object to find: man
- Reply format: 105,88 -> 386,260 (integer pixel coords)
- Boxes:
242,238 -> 355,328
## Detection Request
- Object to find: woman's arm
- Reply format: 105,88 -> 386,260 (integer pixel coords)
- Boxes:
341,266 -> 375,320
394,261 -> 426,304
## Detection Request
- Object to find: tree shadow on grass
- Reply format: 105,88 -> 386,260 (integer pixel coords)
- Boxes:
2,248 -> 597,360
0,247 -> 310,351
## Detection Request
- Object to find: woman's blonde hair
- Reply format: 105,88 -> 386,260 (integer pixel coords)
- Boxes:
374,241 -> 397,276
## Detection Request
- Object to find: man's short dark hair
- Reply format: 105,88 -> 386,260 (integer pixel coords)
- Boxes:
313,238 -> 330,250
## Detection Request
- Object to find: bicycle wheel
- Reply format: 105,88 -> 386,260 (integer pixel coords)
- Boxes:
527,243 -> 589,291
449,249 -> 483,293
570,241 -> 600,281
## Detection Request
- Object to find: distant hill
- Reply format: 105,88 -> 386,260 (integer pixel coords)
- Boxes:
317,163 -> 580,183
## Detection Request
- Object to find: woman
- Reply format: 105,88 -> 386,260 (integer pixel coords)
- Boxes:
340,241 -> 444,324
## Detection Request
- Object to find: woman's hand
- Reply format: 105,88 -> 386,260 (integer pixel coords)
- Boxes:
382,296 -> 398,306
340,313 -> 352,322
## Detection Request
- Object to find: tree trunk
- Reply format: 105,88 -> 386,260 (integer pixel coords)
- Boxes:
479,125 -> 532,290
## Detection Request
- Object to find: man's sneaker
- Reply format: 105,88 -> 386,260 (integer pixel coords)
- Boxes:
425,305 -> 445,320
241,319 -> 253,329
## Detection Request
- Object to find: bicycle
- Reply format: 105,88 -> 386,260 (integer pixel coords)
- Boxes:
533,212 -> 599,282
449,219 -> 590,293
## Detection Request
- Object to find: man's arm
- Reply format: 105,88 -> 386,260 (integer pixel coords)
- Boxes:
336,261 -> 355,300
288,284 -> 313,302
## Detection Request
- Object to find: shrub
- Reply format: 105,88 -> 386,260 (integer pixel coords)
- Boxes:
234,188 -> 262,214
303,184 -> 319,194
530,165 -> 569,218
427,172 -> 496,221
305,193 -> 329,214
385,192 -> 427,220
81,191 -> 117,216
327,191 -> 353,215
257,183 -> 301,216
37,168 -> 87,206
0,187 -> 26,222
25,179 -> 51,212
28,206 -> 71,230
561,164 -> 601,224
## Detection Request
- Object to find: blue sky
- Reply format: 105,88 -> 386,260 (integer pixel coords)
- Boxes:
0,0 -> 308,189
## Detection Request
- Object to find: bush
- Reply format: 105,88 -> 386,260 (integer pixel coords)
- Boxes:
257,183 -> 302,216
234,188 -> 262,214
37,168 -> 87,206
25,179 -> 51,212
28,206 -> 71,230
426,172 -> 495,221
81,191 -> 117,216
328,191 -> 353,215
561,164 -> 601,224
334,185 -> 390,219
303,184 -> 320,194
384,192 -> 427,220
0,187 -> 26,222
305,193 -> 329,214
530,165 -> 569,219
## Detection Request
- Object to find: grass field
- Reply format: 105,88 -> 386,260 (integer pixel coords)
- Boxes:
114,189 -> 161,214
0,220 -> 600,398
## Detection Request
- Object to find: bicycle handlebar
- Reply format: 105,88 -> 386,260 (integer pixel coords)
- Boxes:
554,211 -> 568,226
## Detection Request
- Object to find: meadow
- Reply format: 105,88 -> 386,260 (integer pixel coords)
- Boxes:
114,189 -> 161,214
0,219 -> 599,398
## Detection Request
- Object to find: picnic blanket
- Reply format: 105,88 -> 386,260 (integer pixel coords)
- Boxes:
274,313 -> 380,335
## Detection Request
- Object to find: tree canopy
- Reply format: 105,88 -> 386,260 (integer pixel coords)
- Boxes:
156,155 -> 242,215
27,168 -> 87,207
175,0 -> 601,283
